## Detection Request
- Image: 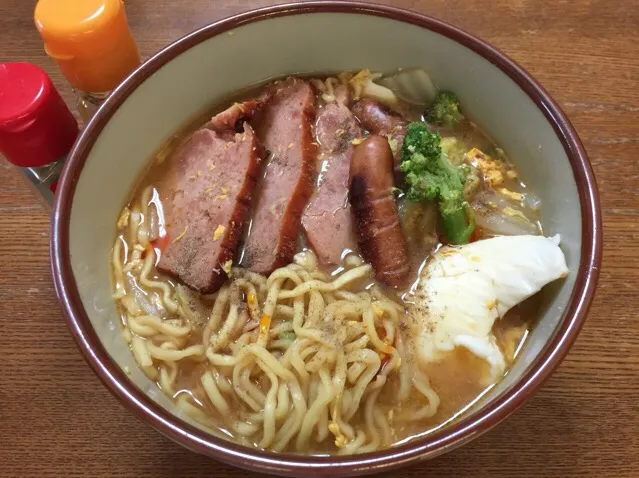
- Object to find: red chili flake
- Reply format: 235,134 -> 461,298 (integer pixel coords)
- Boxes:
151,233 -> 170,252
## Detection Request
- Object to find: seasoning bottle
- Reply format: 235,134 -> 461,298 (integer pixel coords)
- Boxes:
0,63 -> 79,210
34,0 -> 141,122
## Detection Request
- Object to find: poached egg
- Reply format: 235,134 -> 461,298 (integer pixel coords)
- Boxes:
408,234 -> 568,383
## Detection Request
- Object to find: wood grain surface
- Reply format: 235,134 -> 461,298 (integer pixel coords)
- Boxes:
0,0 -> 635,476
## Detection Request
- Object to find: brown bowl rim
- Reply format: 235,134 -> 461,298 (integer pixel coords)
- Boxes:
50,1 -> 602,476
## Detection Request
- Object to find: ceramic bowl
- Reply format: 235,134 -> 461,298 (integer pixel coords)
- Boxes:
51,2 -> 602,476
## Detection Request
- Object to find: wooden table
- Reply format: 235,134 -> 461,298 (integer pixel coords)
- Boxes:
0,0 -> 635,476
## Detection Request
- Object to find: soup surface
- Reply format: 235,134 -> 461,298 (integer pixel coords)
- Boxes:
111,70 -> 566,454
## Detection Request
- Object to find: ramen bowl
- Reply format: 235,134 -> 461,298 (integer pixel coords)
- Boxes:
50,2 -> 601,476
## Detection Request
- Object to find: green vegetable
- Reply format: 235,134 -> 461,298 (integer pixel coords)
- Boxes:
279,331 -> 296,342
427,91 -> 464,126
400,122 -> 475,244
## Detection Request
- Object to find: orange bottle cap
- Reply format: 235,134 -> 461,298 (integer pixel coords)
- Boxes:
34,0 -> 140,93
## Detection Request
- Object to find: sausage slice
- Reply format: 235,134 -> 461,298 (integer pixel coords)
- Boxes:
349,135 -> 409,286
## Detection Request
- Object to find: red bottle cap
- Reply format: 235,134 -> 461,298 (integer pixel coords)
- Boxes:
0,62 -> 79,167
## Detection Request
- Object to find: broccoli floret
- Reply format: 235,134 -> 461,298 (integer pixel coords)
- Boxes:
400,122 -> 475,244
427,91 -> 464,126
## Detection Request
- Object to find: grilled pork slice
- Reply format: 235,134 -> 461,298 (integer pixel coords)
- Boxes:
158,124 -> 263,292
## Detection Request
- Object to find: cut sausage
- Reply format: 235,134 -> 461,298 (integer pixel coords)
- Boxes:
349,135 -> 409,286
302,103 -> 362,264
352,99 -> 405,135
241,78 -> 317,274
157,123 -> 263,293
351,99 -> 407,180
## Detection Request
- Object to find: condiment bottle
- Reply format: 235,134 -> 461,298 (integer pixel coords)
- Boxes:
34,0 -> 141,122
0,62 -> 79,210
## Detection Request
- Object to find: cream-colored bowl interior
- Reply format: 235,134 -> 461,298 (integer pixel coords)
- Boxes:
68,12 -> 581,439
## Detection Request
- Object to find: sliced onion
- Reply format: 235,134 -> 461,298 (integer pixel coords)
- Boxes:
176,284 -> 211,326
522,192 -> 542,211
148,203 -> 160,242
471,190 -> 540,236
473,209 -> 539,236
124,273 -> 166,317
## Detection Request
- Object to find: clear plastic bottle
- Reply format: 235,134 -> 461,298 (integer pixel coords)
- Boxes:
0,63 -> 79,210
34,0 -> 141,122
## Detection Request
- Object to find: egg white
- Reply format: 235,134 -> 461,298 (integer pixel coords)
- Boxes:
409,234 -> 568,383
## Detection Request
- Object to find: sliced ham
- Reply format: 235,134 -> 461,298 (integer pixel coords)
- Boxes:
157,124 -> 263,292
302,103 -> 362,264
208,92 -> 271,133
241,78 -> 317,274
